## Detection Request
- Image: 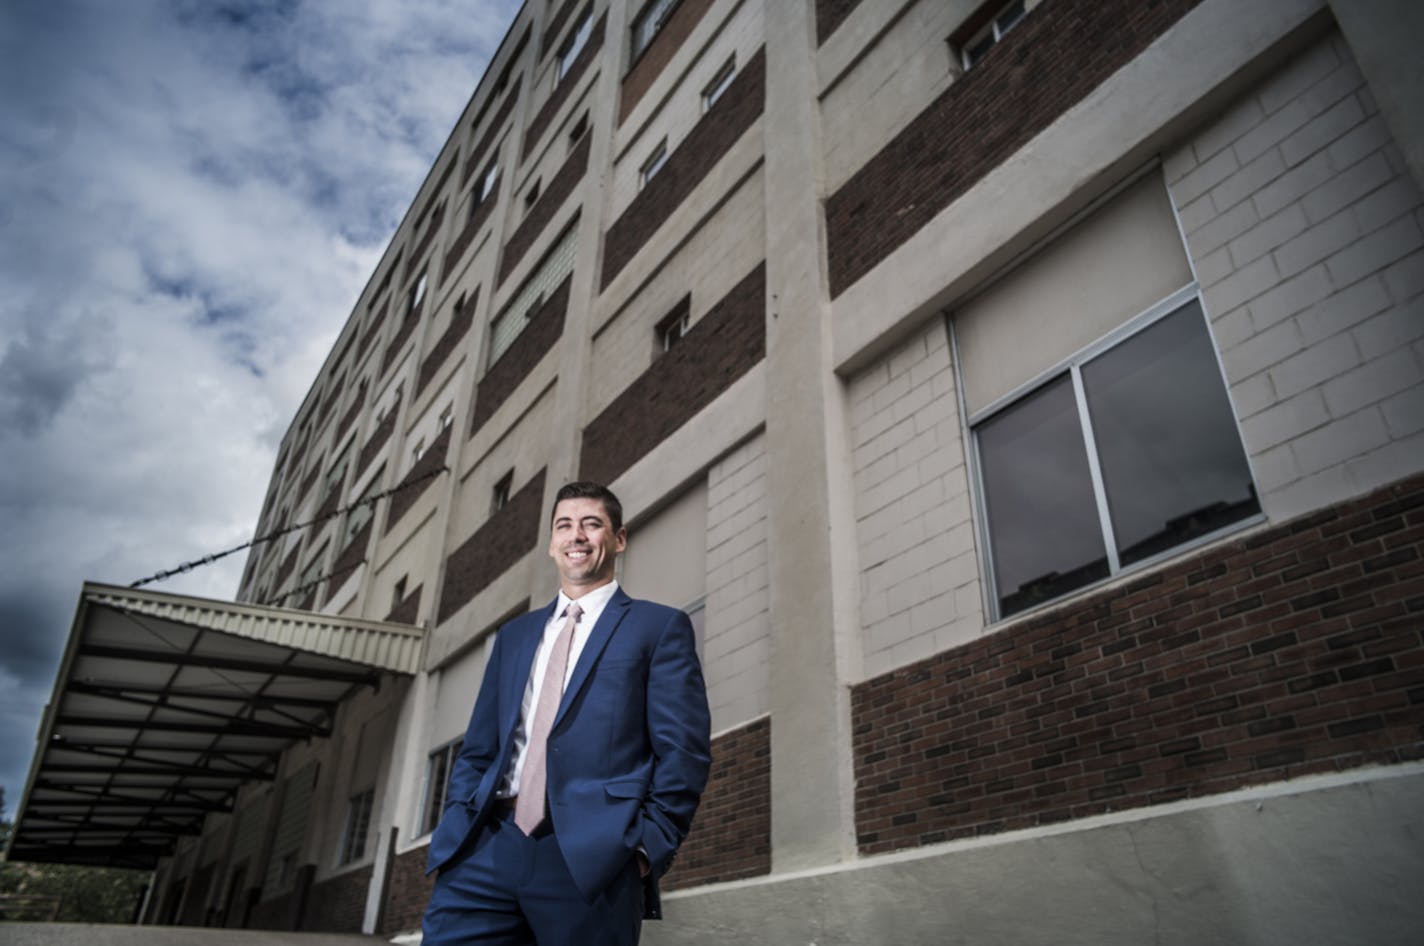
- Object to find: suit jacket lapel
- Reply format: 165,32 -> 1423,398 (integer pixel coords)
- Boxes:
554,586 -> 631,729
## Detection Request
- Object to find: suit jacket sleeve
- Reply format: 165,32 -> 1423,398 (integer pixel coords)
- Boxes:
639,607 -> 712,876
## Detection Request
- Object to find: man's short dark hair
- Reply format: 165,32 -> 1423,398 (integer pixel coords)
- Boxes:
551,481 -> 623,532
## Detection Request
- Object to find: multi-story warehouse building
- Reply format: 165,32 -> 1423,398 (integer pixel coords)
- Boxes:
11,0 -> 1424,941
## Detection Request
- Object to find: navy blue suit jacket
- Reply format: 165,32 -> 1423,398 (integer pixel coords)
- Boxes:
426,587 -> 711,914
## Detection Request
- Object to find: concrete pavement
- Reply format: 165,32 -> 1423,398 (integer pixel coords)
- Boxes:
0,924 -> 389,946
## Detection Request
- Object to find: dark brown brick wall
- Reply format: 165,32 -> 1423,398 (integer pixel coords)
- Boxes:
357,395 -> 400,478
663,716 -> 771,891
580,261 -> 764,485
314,482 -> 341,524
303,865 -> 371,933
357,299 -> 388,363
323,520 -> 372,606
272,543 -> 300,596
601,47 -> 764,289
379,844 -> 435,935
522,13 -> 606,161
438,468 -> 548,625
334,381 -> 367,443
387,584 -> 423,625
442,185 -> 500,281
382,293 -> 426,376
815,0 -> 864,46
498,131 -> 591,285
470,273 -> 571,437
541,0 -> 583,57
384,424 -> 451,536
463,80 -> 521,188
824,0 -> 1205,298
620,0 -> 717,122
297,462 -> 322,507
418,291 -> 477,397
853,473 -> 1424,855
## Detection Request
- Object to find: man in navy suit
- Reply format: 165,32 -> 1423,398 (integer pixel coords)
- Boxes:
422,481 -> 712,945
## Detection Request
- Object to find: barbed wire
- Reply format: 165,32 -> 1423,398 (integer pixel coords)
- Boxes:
129,465 -> 448,589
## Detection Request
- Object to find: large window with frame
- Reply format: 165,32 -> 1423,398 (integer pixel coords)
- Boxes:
972,292 -> 1260,618
956,170 -> 1260,620
630,0 -> 679,62
339,787 -> 375,864
557,9 -> 593,82
422,741 -> 461,835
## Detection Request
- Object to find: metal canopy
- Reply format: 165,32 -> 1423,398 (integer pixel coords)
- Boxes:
5,582 -> 425,870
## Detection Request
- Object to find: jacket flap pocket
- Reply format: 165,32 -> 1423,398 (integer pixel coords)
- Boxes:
604,778 -> 647,799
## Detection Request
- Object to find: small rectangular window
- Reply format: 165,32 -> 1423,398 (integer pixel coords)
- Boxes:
439,404 -> 453,430
411,438 -> 426,465
523,178 -> 542,215
702,56 -> 736,111
339,788 -> 375,864
558,11 -> 593,82
408,270 -> 428,317
959,0 -> 1026,70
639,139 -> 668,189
656,298 -> 691,353
491,470 -> 514,514
479,163 -> 500,203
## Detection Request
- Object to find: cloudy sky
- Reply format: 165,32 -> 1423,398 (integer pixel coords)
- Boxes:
0,0 -> 519,820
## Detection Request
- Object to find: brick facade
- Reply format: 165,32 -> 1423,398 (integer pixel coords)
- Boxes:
384,424 -> 451,536
470,273 -> 571,437
323,519 -> 372,606
303,865 -> 372,933
498,131 -> 591,285
814,0 -> 863,46
386,584 -> 422,625
382,292 -> 427,376
356,393 -> 400,477
662,716 -> 771,891
580,261 -> 765,485
522,13 -> 606,162
853,472 -> 1424,855
824,0 -> 1205,298
619,0 -> 718,122
438,467 -> 548,625
442,184 -> 499,281
463,80 -> 521,188
541,0 -> 582,58
380,843 -> 435,935
418,291 -> 477,397
601,47 -> 765,289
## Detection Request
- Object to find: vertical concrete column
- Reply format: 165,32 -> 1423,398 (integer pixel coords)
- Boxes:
1328,0 -> 1424,189
761,0 -> 862,871
540,0 -> 630,591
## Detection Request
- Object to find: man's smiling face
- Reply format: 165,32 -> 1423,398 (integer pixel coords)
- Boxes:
548,496 -> 626,596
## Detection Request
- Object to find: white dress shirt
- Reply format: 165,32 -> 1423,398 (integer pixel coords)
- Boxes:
500,580 -> 620,797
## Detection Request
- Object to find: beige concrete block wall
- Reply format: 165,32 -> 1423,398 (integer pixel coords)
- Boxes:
1166,30 -> 1424,522
702,432 -> 771,732
848,316 -> 981,680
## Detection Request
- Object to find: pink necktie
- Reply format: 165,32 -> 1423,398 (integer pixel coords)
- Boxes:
514,601 -> 582,835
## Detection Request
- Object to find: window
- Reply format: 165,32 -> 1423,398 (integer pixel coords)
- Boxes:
631,0 -> 679,62
491,470 -> 514,513
702,56 -> 736,111
656,300 -> 690,353
479,163 -> 500,203
972,294 -> 1260,619
439,404 -> 453,431
639,139 -> 668,189
339,788 -> 375,864
557,10 -> 592,82
487,220 -> 579,367
423,742 -> 461,835
960,0 -> 1026,70
392,575 -> 408,611
523,178 -> 542,215
407,269 -> 428,317
345,472 -> 382,543
412,438 -> 426,465
568,112 -> 589,148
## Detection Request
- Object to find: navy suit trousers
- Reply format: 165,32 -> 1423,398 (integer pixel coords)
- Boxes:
422,809 -> 643,946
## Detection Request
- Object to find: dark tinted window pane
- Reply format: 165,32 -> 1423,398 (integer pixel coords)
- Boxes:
1082,300 -> 1259,567
977,374 -> 1109,617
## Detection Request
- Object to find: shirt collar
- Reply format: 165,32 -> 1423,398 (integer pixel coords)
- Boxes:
555,579 -> 619,618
